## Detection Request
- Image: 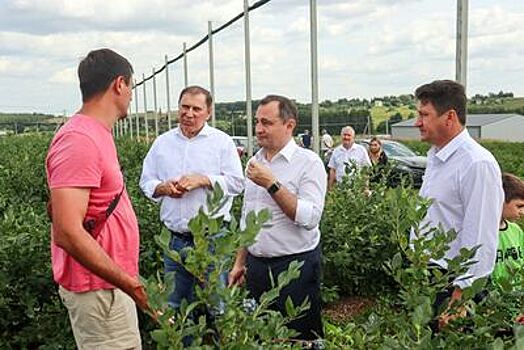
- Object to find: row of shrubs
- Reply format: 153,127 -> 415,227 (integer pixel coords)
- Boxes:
1,134 -> 524,348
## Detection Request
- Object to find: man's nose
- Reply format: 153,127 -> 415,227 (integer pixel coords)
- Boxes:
414,117 -> 422,126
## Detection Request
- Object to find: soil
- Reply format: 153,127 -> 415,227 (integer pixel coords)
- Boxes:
323,296 -> 374,323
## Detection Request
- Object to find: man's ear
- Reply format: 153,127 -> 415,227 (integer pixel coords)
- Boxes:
446,110 -> 459,126
113,76 -> 127,95
286,118 -> 297,132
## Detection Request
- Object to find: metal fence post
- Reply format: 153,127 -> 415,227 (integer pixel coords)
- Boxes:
208,21 -> 216,127
128,105 -> 133,138
165,54 -> 172,130
134,80 -> 140,141
456,0 -> 468,90
244,0 -> 253,157
310,0 -> 320,154
142,74 -> 149,142
153,67 -> 159,137
183,42 -> 188,87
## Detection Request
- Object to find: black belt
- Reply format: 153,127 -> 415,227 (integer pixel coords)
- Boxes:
169,230 -> 193,241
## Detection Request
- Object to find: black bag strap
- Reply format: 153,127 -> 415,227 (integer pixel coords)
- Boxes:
83,170 -> 126,237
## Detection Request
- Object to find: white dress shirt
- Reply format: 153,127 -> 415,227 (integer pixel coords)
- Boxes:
328,143 -> 371,182
243,139 -> 327,257
412,129 -> 504,288
140,124 -> 244,232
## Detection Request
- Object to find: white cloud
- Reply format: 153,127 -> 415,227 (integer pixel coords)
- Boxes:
0,0 -> 523,114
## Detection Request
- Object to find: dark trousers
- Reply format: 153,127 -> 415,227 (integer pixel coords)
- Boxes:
246,245 -> 323,340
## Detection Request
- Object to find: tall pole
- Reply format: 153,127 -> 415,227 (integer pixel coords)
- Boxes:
165,54 -> 172,130
310,0 -> 320,154
183,42 -> 189,87
244,0 -> 253,157
134,80 -> 140,141
127,106 -> 132,138
208,21 -> 216,127
456,0 -> 468,90
142,73 -> 149,142
153,67 -> 159,137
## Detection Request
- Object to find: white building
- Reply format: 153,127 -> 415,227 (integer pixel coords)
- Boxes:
391,114 -> 524,142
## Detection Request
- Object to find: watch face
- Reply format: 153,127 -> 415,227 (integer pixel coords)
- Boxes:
267,181 -> 281,194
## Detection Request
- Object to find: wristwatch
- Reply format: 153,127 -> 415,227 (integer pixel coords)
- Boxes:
267,180 -> 282,195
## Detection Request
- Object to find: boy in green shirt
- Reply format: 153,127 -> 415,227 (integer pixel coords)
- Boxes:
492,173 -> 524,288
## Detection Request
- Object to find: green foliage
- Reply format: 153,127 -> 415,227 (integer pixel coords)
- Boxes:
0,134 -> 75,349
321,163 -> 428,296
1,132 -> 524,349
145,186 -> 309,349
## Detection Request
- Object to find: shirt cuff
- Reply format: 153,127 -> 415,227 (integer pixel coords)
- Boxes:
142,180 -> 163,203
208,175 -> 228,196
295,198 -> 316,230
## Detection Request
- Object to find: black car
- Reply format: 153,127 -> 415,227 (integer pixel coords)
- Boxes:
358,139 -> 427,188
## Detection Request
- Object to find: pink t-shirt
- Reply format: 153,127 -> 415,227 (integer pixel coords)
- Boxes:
46,114 -> 139,292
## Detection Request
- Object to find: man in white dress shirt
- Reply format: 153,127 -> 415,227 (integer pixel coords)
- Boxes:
411,80 -> 503,329
327,125 -> 371,190
229,95 -> 327,340
139,85 -> 244,310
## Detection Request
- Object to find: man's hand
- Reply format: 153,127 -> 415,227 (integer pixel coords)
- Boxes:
228,264 -> 246,287
177,174 -> 211,192
124,280 -> 154,316
154,179 -> 185,198
246,159 -> 275,189
438,288 -> 466,329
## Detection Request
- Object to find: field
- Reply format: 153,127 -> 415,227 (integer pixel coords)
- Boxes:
1,133 -> 524,349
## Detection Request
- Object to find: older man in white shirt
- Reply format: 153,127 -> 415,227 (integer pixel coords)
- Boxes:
229,95 -> 327,341
139,86 -> 244,310
327,125 -> 371,190
411,80 -> 503,330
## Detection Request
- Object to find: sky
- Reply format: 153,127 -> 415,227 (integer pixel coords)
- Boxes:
0,0 -> 523,115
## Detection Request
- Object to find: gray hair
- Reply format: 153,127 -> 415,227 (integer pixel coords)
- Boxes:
340,126 -> 355,136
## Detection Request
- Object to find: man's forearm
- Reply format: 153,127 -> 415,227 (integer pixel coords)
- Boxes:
269,184 -> 298,221
233,248 -> 248,268
53,226 -> 140,294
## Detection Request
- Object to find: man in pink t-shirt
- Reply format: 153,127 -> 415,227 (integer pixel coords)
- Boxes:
46,48 -> 149,349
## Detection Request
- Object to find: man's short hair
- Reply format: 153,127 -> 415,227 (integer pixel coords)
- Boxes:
178,85 -> 213,108
341,126 -> 355,136
415,80 -> 467,125
78,48 -> 133,103
502,173 -> 524,203
258,95 -> 298,123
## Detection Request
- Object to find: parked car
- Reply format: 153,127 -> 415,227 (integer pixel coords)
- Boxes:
357,139 -> 427,188
231,136 -> 248,158
231,136 -> 259,158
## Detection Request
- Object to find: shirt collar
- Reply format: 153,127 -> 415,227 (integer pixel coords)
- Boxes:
256,138 -> 298,163
430,128 -> 469,162
341,142 -> 357,151
174,122 -> 211,139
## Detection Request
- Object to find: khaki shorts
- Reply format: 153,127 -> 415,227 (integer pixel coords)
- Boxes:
59,286 -> 141,350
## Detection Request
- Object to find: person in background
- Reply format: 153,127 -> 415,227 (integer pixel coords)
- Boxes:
367,137 -> 388,166
492,173 -> 524,289
301,129 -> 312,149
320,129 -> 334,167
327,125 -> 371,190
